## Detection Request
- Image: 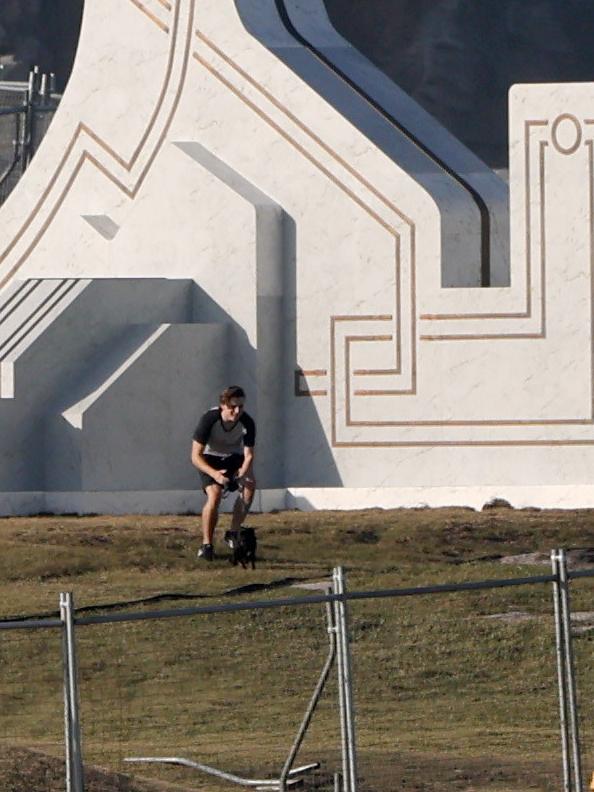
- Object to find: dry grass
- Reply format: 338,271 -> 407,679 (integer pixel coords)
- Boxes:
1,506 -> 594,791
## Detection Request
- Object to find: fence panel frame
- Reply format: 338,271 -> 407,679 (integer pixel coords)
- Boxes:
2,553 -> 594,792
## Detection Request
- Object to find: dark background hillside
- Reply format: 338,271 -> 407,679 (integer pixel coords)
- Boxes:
1,0 -> 594,166
324,0 -> 594,166
0,0 -> 83,92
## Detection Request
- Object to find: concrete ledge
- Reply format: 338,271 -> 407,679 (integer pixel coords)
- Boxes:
3,486 -> 594,516
0,490 -> 287,516
286,487 -> 594,511
0,491 -> 46,516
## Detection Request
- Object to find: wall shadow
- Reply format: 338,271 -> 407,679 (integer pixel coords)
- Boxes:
193,212 -> 342,488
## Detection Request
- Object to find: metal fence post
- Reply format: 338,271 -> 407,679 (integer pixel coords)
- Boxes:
552,550 -> 571,792
558,550 -> 583,792
22,69 -> 34,174
333,567 -> 358,792
552,549 -> 583,792
278,591 -> 337,792
333,571 -> 350,792
60,592 -> 85,792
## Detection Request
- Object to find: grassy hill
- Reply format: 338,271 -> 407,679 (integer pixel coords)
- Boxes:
2,506 -> 594,791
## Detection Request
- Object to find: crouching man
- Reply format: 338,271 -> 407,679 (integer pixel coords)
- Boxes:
191,385 -> 256,561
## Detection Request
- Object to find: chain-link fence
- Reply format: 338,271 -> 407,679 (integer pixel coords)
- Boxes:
563,567 -> 594,792
1,552 -> 592,792
76,601 -> 341,791
350,578 -> 561,791
0,621 -> 65,791
0,68 -> 60,206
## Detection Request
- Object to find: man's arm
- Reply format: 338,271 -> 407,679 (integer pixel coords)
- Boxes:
237,414 -> 256,481
191,440 -> 229,486
238,446 -> 254,480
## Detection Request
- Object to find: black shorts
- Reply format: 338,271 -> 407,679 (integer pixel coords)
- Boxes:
199,453 -> 244,491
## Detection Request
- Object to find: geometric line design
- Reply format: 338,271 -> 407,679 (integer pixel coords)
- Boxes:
334,125 -> 594,446
0,0 -> 188,291
192,31 -> 416,406
419,121 -> 550,338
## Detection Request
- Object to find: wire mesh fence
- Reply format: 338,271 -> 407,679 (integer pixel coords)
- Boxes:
0,84 -> 25,205
0,626 -> 65,792
1,556 -> 594,792
75,598 -> 342,791
0,71 -> 60,206
567,573 -> 594,792
349,578 -> 561,792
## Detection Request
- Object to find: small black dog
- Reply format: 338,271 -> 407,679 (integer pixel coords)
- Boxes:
224,526 -> 257,569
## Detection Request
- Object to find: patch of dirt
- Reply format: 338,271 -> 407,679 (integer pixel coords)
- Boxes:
482,610 -> 535,624
356,751 -> 561,792
569,610 -> 594,634
500,547 -> 594,567
0,746 -> 191,792
500,552 -> 549,566
479,609 -> 594,631
0,745 -> 566,792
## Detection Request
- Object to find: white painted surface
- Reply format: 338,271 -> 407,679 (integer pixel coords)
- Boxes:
0,1 -> 593,512
4,485 -> 594,517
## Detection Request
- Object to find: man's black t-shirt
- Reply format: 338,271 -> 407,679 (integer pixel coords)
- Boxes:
193,408 -> 256,458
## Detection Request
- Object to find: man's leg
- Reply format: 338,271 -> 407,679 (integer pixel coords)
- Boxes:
230,476 -> 256,532
202,484 -> 222,545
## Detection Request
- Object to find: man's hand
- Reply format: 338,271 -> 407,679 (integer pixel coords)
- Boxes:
215,470 -> 229,487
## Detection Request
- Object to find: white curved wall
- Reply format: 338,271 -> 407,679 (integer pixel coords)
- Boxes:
0,0 -> 593,512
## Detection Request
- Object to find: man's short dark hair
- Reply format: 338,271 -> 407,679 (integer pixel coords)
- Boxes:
220,385 -> 245,405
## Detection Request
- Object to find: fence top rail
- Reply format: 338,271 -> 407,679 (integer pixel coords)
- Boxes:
0,103 -> 60,116
0,617 -> 61,631
75,572 -> 560,626
0,81 -> 28,91
1,565 -> 593,631
567,568 -> 594,580
0,106 -> 25,116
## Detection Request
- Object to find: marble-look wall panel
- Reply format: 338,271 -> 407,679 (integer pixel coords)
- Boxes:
0,0 -> 173,290
240,0 -> 510,288
76,323 -> 226,492
1,0 -> 594,509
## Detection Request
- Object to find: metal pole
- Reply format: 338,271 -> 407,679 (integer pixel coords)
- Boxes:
61,595 -> 72,792
26,68 -> 35,100
333,570 -> 350,792
23,66 -> 40,171
39,73 -> 48,105
552,550 -> 571,792
22,70 -> 34,173
18,96 -> 27,177
278,593 -> 336,791
60,592 -> 85,792
334,567 -> 358,792
557,550 -> 584,792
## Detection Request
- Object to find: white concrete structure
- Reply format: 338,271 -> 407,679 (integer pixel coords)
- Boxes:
0,0 -> 593,513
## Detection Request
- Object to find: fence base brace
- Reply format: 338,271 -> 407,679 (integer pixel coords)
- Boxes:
124,756 -> 319,788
